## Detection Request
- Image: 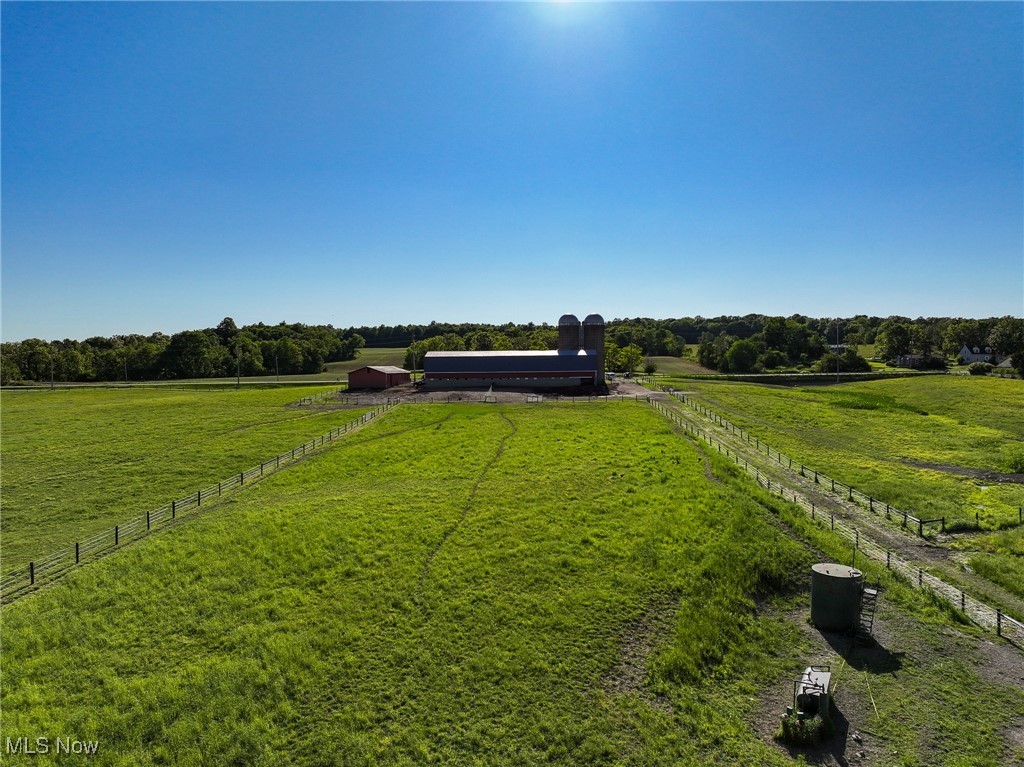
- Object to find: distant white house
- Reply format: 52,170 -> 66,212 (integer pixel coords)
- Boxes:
958,344 -> 1000,364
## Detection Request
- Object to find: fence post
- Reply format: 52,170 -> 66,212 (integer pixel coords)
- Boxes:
870,498 -> 874,513
918,568 -> 922,587
814,471 -> 819,484
261,462 -> 264,477
240,472 -> 244,486
961,591 -> 965,611
147,510 -> 151,530
172,500 -> 176,519
76,542 -> 80,564
997,609 -> 1002,637
830,513 -> 834,530
918,520 -> 923,537
30,562 -> 35,585
976,511 -> 980,528
811,504 -> 815,520
115,525 -> 119,545
886,550 -> 890,569
197,490 -> 201,507
855,528 -> 859,548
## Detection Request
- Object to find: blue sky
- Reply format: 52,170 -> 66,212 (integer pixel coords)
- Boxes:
2,2 -> 1021,341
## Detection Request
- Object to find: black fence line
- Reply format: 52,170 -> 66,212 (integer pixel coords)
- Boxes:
645,398 -> 1024,645
1,404 -> 395,603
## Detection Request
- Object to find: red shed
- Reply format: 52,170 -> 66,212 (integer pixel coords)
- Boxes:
347,365 -> 411,390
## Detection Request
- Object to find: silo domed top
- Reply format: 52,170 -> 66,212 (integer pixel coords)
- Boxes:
558,313 -> 580,325
582,313 -> 605,325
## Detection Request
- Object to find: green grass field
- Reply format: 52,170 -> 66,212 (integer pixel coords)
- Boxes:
3,403 -> 1021,766
663,376 -> 1024,524
659,375 -> 1024,602
647,355 -> 717,376
0,386 -> 368,569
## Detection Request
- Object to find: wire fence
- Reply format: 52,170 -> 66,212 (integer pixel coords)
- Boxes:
647,398 -> 1024,645
293,387 -> 347,406
0,404 -> 395,604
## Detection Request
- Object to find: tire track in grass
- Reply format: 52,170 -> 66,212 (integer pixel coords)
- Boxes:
415,412 -> 517,606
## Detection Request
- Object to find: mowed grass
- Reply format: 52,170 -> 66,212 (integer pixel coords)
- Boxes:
0,387 -> 369,568
4,403 -> 1022,766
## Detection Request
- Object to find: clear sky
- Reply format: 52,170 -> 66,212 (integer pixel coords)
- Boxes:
2,1 -> 1022,341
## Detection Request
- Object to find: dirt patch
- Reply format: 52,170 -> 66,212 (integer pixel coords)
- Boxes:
1006,718 -> 1024,765
601,593 -> 678,712
325,380 -> 654,406
901,459 -> 1024,485
751,608 -> 885,767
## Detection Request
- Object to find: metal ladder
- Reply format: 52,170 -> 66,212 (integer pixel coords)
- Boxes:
857,586 -> 879,642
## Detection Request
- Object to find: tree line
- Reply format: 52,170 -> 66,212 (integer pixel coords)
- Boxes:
1,318 -> 365,385
4,314 -> 1020,384
696,315 -> 1024,375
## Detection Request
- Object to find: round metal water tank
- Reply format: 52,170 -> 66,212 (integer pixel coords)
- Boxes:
810,563 -> 863,631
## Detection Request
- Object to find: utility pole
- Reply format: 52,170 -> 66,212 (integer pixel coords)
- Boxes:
836,319 -> 841,384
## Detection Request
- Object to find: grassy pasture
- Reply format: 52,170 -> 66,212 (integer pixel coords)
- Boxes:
660,375 -> 1024,601
3,404 -> 1021,766
663,376 -> 1024,524
0,386 -> 368,568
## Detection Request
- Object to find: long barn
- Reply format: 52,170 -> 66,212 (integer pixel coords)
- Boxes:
422,313 -> 605,389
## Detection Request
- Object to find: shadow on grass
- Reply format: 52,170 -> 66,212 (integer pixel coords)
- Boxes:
819,628 -> 906,674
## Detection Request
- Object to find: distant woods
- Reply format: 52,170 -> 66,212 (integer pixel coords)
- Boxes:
1,318 -> 365,384
3,314 -> 1021,384
694,315 -> 1023,375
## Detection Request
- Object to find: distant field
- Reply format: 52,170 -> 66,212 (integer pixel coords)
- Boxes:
4,403 -> 1021,766
156,347 -> 410,384
325,346 -> 407,375
0,386 -> 367,568
647,355 -> 717,376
